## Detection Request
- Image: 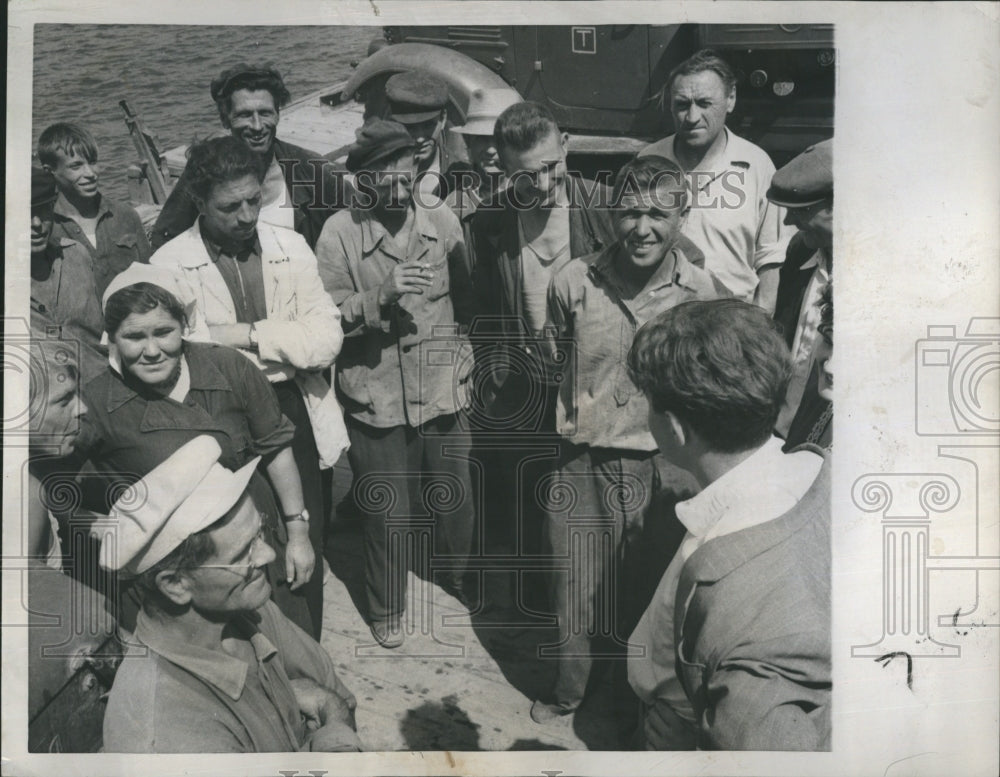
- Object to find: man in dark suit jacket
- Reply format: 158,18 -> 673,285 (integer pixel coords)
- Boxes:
626,299 -> 831,751
768,139 -> 834,448
151,64 -> 349,251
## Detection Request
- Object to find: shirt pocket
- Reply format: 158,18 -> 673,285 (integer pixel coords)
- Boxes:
424,247 -> 451,302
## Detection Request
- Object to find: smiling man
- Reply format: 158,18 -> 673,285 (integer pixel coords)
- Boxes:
532,155 -> 726,733
38,123 -> 152,292
101,435 -> 360,753
150,135 -> 347,640
641,49 -> 789,311
152,63 -> 348,251
29,166 -> 108,382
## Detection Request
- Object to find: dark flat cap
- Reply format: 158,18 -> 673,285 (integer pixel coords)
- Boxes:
767,138 -> 833,208
346,119 -> 417,174
32,167 -> 58,207
385,71 -> 448,124
210,63 -> 286,102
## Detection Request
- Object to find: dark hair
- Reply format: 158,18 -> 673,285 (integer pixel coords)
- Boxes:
493,101 -> 561,156
612,154 -> 688,209
38,122 -> 99,167
183,136 -> 261,206
212,64 -> 291,123
133,487 -> 257,613
627,299 -> 792,453
133,527 -> 218,614
104,282 -> 188,338
664,48 -> 737,100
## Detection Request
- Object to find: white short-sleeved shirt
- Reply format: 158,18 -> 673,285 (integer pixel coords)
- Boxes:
640,129 -> 791,302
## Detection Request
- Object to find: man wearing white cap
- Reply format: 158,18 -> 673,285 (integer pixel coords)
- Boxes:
101,435 -> 360,753
446,87 -> 522,275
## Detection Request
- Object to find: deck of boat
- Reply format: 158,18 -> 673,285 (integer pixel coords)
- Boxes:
318,515 -> 622,751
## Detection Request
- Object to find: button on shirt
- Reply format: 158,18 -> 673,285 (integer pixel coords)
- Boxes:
640,129 -> 789,302
547,240 -> 728,450
103,600 -> 339,752
775,250 -> 830,437
628,437 -> 824,725
52,193 -> 152,299
315,200 -> 475,428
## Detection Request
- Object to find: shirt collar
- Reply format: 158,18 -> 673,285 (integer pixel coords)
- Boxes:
359,202 -> 438,258
53,192 -> 111,221
589,241 -> 700,296
664,128 -> 753,186
675,436 -> 819,541
105,345 -> 230,412
134,608 -> 278,701
800,248 -> 831,272
199,219 -> 262,261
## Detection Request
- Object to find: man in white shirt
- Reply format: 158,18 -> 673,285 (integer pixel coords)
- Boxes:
641,49 -> 789,310
626,299 -> 831,750
768,139 -> 834,446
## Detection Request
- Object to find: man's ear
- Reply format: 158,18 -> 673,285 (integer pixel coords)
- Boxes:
665,410 -> 688,447
155,568 -> 194,607
725,86 -> 737,115
560,132 -> 570,153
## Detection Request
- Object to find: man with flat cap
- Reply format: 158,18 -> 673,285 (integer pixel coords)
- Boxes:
152,63 -> 349,250
30,166 -> 107,382
314,119 -> 476,648
767,138 -> 834,448
101,435 -> 361,753
385,70 -> 453,199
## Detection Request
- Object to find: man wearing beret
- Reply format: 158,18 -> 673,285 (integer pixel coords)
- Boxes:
29,167 -> 108,383
385,70 -> 452,200
151,63 -> 349,251
767,138 -> 834,448
640,49 -> 790,311
314,119 -> 477,648
101,436 -> 361,753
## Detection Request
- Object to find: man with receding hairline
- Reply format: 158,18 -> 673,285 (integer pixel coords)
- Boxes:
641,49 -> 789,311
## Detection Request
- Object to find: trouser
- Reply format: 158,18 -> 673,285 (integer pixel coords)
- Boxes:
346,412 -> 475,622
543,444 -> 661,712
473,371 -> 560,609
271,380 -> 326,640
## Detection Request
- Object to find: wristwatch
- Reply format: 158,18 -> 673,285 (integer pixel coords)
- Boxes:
283,509 -> 310,524
248,322 -> 259,350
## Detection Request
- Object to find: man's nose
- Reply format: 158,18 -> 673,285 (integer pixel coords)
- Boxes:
237,203 -> 257,223
75,395 -> 89,420
31,215 -> 43,229
249,112 -> 263,130
783,209 -> 800,228
633,215 -> 653,236
255,539 -> 277,568
81,162 -> 97,180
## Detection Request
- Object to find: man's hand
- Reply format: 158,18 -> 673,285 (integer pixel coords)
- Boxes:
208,323 -> 253,349
291,677 -> 362,752
284,522 -> 315,591
378,262 -> 435,306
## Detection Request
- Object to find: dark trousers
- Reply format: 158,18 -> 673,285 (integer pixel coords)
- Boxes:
346,412 -> 475,622
272,380 -> 326,640
543,444 -> 660,711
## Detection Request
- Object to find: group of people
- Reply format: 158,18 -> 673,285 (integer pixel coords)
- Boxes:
24,47 -> 834,753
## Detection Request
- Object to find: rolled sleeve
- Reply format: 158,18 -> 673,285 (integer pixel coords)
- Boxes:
753,193 -> 790,272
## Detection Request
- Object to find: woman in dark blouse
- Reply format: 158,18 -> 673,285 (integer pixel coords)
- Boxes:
77,281 -> 318,635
